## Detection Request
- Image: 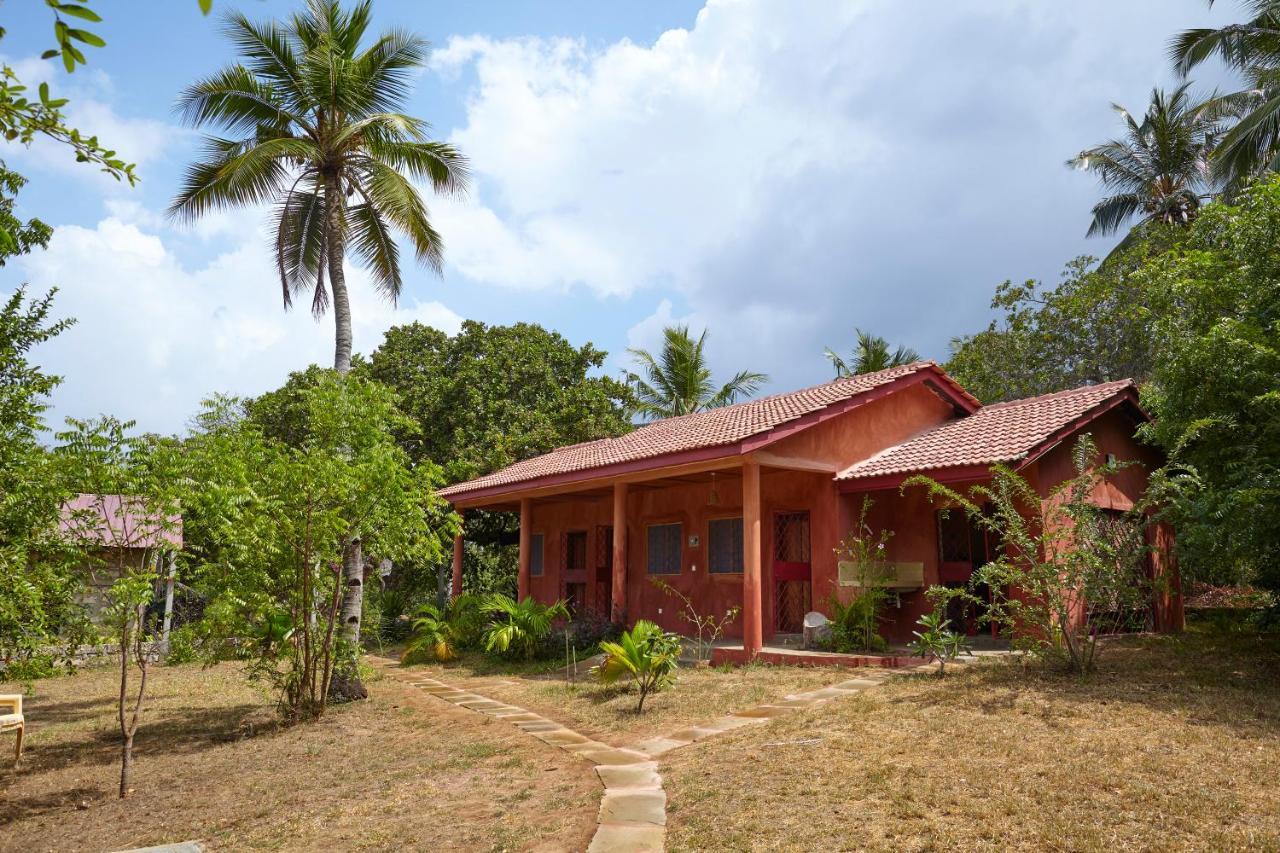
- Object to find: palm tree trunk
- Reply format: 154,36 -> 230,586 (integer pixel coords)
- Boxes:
325,173 -> 366,702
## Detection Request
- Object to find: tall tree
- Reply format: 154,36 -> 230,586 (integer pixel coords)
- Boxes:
824,328 -> 920,378
625,325 -> 767,420
1171,1 -> 1280,192
170,0 -> 468,673
1067,84 -> 1223,239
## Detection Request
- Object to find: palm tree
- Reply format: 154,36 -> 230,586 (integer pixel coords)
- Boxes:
169,0 -> 469,375
625,325 -> 767,420
170,1 -> 469,688
824,328 -> 920,378
1171,2 -> 1280,192
1067,84 -> 1224,238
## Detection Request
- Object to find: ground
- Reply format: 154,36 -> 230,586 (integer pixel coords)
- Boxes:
3,619 -> 1276,852
405,651 -> 852,740
661,621 -> 1280,852
0,661 -> 598,852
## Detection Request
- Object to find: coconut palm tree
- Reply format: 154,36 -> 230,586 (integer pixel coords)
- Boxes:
1067,84 -> 1224,238
824,328 -> 920,378
170,1 -> 469,690
169,0 -> 469,375
625,325 -> 767,420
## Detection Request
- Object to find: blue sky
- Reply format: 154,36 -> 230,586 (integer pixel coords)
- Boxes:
0,0 -> 1239,434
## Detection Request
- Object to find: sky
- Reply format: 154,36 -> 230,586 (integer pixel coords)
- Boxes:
0,0 -> 1242,435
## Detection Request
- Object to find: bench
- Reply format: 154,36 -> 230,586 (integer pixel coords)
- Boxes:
0,694 -> 23,763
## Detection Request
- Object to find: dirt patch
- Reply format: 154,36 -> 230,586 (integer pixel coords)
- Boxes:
661,627 -> 1280,851
1,660 -> 598,852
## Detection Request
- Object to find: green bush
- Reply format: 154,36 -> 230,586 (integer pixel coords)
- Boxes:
829,592 -> 889,653
481,594 -> 568,661
594,620 -> 682,712
164,624 -> 200,665
0,653 -> 57,684
402,603 -> 457,664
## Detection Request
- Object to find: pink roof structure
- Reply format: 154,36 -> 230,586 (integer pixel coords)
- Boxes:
59,493 -> 183,550
837,379 -> 1140,482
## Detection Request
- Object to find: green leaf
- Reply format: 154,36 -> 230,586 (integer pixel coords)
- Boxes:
55,4 -> 103,23
38,82 -> 50,105
60,47 -> 75,73
199,0 -> 213,14
40,49 -> 59,60
66,29 -> 106,48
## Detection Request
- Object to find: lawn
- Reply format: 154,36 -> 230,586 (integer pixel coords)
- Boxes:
661,619 -> 1280,852
403,651 -> 866,741
0,660 -> 599,852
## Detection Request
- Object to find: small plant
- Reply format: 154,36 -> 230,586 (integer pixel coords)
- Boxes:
402,604 -> 457,664
594,620 -> 682,712
910,611 -> 971,676
830,497 -> 896,652
650,578 -> 739,662
481,594 -> 569,661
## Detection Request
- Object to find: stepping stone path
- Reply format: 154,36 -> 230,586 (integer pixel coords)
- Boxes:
393,653 -> 985,852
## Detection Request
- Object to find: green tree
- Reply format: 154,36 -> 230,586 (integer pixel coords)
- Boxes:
1136,175 -> 1280,593
626,325 -> 767,420
170,0 -> 469,375
824,328 -> 919,378
1171,1 -> 1280,193
945,232 -> 1184,403
1067,84 -> 1224,239
180,375 -> 455,717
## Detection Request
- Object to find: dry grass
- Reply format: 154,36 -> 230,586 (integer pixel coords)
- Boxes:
406,653 -> 856,741
661,621 -> 1280,852
0,660 -> 598,852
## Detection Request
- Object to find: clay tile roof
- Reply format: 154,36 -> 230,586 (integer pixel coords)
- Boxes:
59,493 -> 184,549
441,362 -> 969,499
837,379 -> 1139,482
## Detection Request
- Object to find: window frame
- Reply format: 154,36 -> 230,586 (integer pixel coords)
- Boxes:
529,532 -> 545,577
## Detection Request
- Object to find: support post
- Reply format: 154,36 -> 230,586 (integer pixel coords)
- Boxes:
518,498 -> 531,601
611,482 -> 628,625
161,550 -> 176,653
742,457 -> 763,657
451,513 -> 465,600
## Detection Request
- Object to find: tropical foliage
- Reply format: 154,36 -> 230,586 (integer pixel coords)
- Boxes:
830,497 -> 894,652
480,594 -> 569,660
824,328 -> 919,378
594,619 -> 683,712
626,325 -> 767,419
169,0 -> 469,374
402,603 -> 456,663
905,435 -> 1158,674
1068,84 -> 1224,238
909,611 -> 970,676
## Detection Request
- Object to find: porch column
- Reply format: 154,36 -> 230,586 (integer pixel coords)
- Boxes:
742,457 -> 763,657
450,514 -> 464,599
518,498 -> 531,601
611,482 -> 628,624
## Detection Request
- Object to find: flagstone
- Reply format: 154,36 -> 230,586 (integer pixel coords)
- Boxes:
598,789 -> 667,826
587,823 -> 665,853
595,762 -> 661,789
631,737 -> 690,757
731,705 -> 794,719
583,747 -> 651,766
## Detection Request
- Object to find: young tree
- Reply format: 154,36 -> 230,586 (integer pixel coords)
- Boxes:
823,329 -> 919,378
626,325 -> 767,420
181,375 -> 454,717
56,418 -> 182,798
904,434 -> 1157,675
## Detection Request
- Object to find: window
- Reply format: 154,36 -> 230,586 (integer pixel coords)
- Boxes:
936,510 -> 970,563
529,533 -> 544,576
646,523 -> 682,575
708,517 -> 744,573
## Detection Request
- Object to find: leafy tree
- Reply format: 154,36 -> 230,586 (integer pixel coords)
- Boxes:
170,0 -> 469,374
180,375 -> 454,718
1067,84 -> 1224,240
56,418 -> 183,798
626,325 -> 767,420
945,231 -> 1184,403
594,620 -> 682,712
905,435 -> 1159,675
1171,1 -> 1280,193
824,328 -> 919,378
1136,175 -> 1280,593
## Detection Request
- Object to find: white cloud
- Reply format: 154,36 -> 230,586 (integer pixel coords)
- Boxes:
433,0 -> 1235,393
17,215 -> 463,434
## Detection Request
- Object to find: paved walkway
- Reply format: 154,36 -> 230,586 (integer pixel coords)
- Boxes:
393,654 -> 984,852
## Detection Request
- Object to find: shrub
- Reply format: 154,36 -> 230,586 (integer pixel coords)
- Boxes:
446,593 -> 488,651
831,496 -> 894,652
910,595 -> 972,676
402,604 -> 457,664
164,624 -> 200,665
481,594 -> 568,660
594,620 -> 682,712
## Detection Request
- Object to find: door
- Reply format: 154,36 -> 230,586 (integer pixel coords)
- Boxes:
563,531 -> 588,614
595,525 -> 614,618
773,511 -> 812,633
936,509 -> 997,636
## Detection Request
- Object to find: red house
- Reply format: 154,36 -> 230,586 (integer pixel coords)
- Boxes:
438,362 -> 1182,661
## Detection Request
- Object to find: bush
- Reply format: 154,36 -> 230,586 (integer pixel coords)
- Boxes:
402,604 -> 456,664
829,593 -> 889,653
164,624 -> 200,665
545,608 -> 621,658
594,620 -> 682,712
481,594 -> 568,660
0,653 -> 57,684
